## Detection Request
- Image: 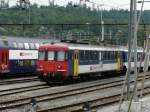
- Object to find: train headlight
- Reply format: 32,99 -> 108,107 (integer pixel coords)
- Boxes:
57,65 -> 62,69
40,66 -> 43,70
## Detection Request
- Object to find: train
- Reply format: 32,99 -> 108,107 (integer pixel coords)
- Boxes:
37,42 -> 144,83
0,36 -> 56,76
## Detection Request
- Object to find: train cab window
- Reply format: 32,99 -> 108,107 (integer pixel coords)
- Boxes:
3,40 -> 8,46
18,43 -> 24,49
57,51 -> 66,61
13,42 -> 18,48
48,51 -> 55,61
24,43 -> 30,49
39,51 -> 46,61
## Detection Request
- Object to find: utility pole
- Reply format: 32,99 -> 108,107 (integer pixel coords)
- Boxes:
126,0 -> 134,100
18,0 -> 31,24
100,5 -> 104,42
109,30 -> 112,40
133,0 -> 138,101
0,0 -> 9,9
49,0 -> 55,6
97,5 -> 104,42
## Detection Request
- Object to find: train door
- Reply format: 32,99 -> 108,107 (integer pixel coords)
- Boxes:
69,49 -> 79,78
1,49 -> 9,72
69,50 -> 74,77
116,50 -> 121,72
74,49 -> 79,77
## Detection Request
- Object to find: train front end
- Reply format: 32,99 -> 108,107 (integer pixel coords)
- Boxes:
37,46 -> 69,83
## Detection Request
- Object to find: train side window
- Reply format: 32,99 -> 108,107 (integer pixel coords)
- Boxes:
29,43 -> 35,49
35,43 -> 40,49
86,51 -> 90,60
101,51 -> 103,60
24,43 -> 29,49
105,51 -> 108,60
13,42 -> 18,48
31,60 -> 35,66
18,60 -> 23,66
79,50 -> 84,61
23,60 -> 28,67
18,43 -> 24,49
99,52 -> 101,61
110,51 -> 114,60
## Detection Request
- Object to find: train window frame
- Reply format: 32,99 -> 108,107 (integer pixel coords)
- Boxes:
38,51 -> 46,61
18,60 -> 24,66
99,52 -> 101,61
57,51 -> 66,61
13,42 -> 18,48
31,60 -> 35,66
35,43 -> 40,49
48,51 -> 55,61
29,43 -> 35,49
18,43 -> 24,49
79,50 -> 84,61
24,43 -> 30,49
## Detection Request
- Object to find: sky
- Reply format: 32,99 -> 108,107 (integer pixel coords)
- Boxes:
8,0 -> 150,10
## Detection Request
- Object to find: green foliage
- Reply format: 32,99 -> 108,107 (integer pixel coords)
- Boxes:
0,4 -> 149,46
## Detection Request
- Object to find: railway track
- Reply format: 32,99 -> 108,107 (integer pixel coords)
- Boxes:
1,72 -> 150,112
0,76 -> 39,85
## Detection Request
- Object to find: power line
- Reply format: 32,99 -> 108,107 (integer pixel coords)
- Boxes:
0,23 -> 149,26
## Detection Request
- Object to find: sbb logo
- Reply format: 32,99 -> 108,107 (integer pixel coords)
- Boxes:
20,52 -> 32,56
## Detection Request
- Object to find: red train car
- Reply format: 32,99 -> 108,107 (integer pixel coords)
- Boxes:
0,39 -> 9,73
37,45 -> 69,82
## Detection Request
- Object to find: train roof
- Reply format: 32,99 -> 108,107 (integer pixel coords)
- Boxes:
0,36 -> 58,43
39,45 -> 69,51
0,36 -> 59,49
52,42 -> 143,52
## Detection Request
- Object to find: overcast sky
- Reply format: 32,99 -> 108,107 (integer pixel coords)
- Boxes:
8,0 -> 150,10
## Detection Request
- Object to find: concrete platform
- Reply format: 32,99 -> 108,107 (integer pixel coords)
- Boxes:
97,95 -> 150,112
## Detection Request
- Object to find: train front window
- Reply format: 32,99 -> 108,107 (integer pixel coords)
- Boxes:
48,51 -> 55,61
39,51 -> 46,61
57,51 -> 67,61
